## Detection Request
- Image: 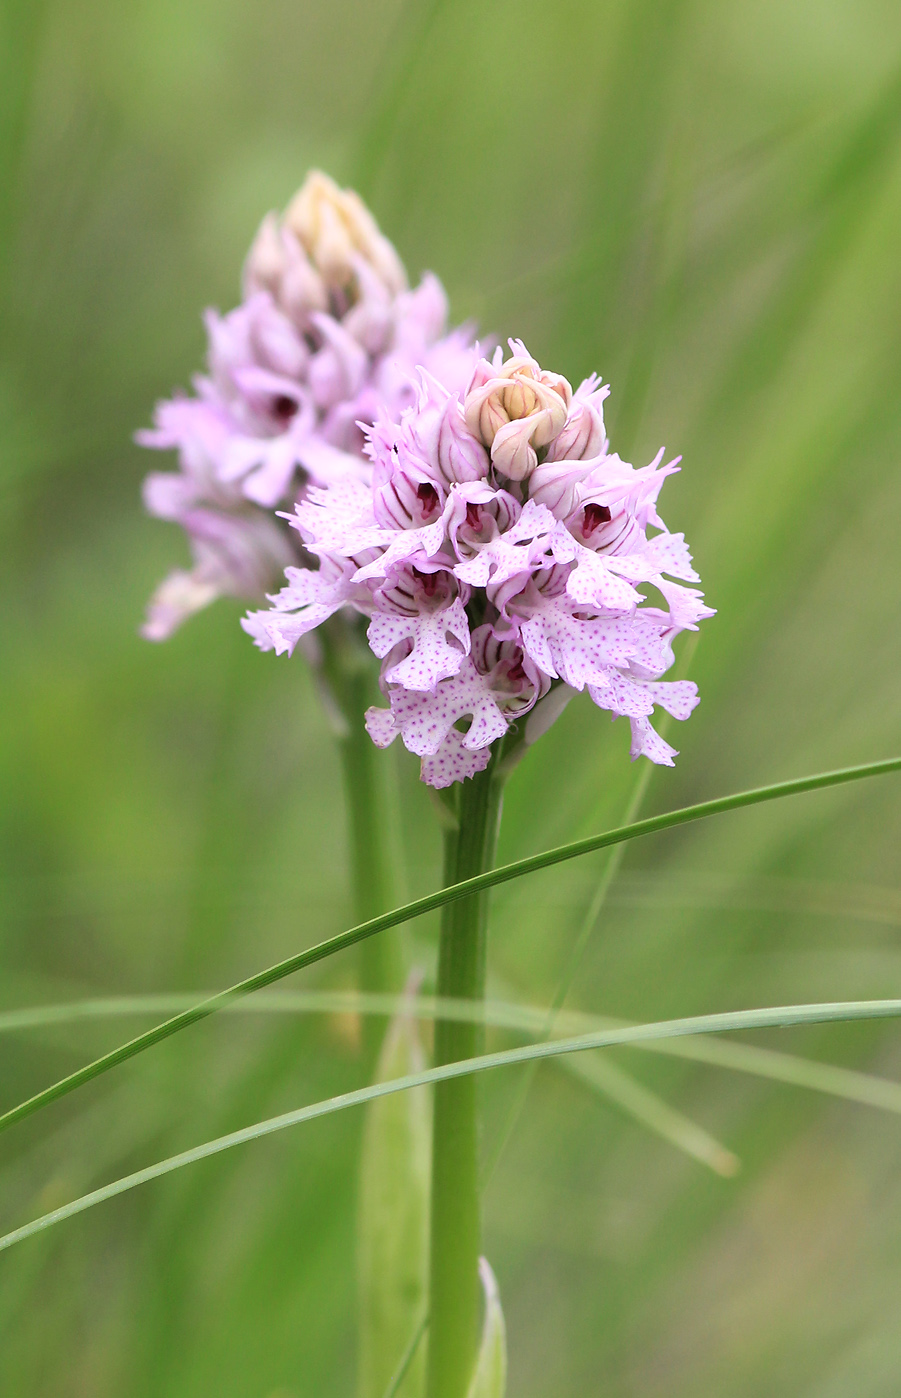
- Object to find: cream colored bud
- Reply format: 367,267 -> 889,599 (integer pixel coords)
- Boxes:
462,352 -> 572,479
537,370 -> 572,408
463,378 -> 512,447
283,170 -> 408,297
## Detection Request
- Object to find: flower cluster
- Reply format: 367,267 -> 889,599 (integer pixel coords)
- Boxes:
138,172 -> 478,639
244,343 -> 714,786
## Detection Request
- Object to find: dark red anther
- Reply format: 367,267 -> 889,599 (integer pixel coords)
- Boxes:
465,503 -> 482,528
582,503 -> 612,533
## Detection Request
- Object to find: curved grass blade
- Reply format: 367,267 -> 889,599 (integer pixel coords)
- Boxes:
600,871 -> 901,930
644,1034 -> 901,1113
0,752 -> 898,1139
6,989 -> 901,1124
3,999 -> 901,1257
560,1052 -> 740,1176
1,754 -> 895,1135
4,987 -> 737,1175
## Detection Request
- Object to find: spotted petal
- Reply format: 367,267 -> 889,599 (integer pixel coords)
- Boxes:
565,544 -> 641,611
242,563 -> 362,654
420,730 -> 493,788
367,596 -> 471,690
518,600 -> 636,689
366,659 -> 510,757
454,500 -> 573,587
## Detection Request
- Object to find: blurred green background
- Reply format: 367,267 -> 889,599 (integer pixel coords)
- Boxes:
3,0 -> 901,1393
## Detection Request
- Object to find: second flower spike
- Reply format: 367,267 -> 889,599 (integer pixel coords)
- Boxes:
138,171 -> 478,638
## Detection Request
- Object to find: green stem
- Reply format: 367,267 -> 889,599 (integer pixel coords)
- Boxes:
427,761 -> 504,1398
322,619 -> 403,1064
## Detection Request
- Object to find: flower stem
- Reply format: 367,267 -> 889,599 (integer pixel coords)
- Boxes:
427,760 -> 504,1398
321,618 -> 403,1065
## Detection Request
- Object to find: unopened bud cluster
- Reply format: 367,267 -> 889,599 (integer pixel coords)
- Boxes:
248,171 -> 408,315
138,172 -> 477,639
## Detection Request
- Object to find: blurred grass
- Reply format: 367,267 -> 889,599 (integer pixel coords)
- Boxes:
2,0 -> 901,1394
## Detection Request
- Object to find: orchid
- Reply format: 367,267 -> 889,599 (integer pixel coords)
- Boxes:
138,171 -> 478,639
244,341 -> 714,786
7,7 -> 898,1394
137,169 -> 715,1398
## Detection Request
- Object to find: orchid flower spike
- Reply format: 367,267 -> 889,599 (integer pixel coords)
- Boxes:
245,343 -> 714,785
138,171 -> 479,638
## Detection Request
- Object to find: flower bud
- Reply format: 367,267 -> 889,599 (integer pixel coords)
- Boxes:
283,170 -> 408,298
462,348 -> 572,480
341,256 -> 394,355
401,373 -> 450,464
244,218 -> 328,321
278,238 -> 329,320
243,213 -> 286,295
463,374 -> 510,446
546,397 -> 606,463
250,302 -> 310,380
528,458 -> 592,518
307,315 -> 368,409
489,416 -> 539,480
436,399 -> 490,485
395,272 -> 448,347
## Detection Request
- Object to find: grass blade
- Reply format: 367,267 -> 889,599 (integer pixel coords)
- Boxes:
382,1313 -> 428,1398
1,984 -> 738,1176
3,999 -> 901,1256
642,1035 -> 901,1114
560,1053 -> 739,1176
0,752 -> 898,1138
5,989 -> 901,1123
352,0 -> 451,194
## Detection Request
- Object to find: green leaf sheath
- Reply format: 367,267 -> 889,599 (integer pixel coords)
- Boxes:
358,993 -> 430,1398
0,756 -> 897,1137
428,764 -> 504,1398
465,1260 -> 507,1398
4,1000 -> 901,1257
